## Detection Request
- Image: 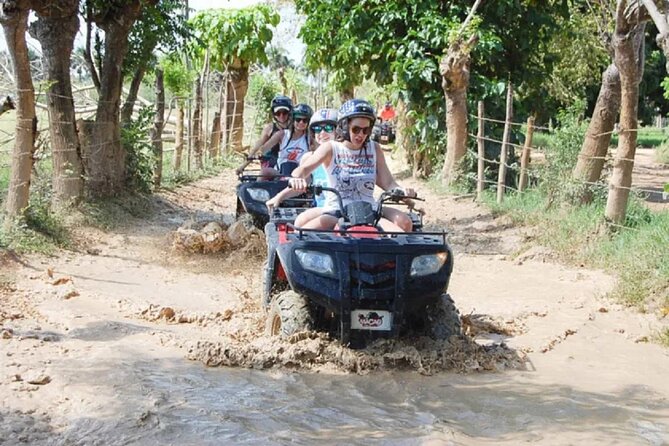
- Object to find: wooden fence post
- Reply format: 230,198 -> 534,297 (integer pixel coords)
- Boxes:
519,115 -> 534,192
476,101 -> 485,200
497,83 -> 513,203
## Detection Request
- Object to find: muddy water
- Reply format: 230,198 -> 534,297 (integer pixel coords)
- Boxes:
36,357 -> 667,445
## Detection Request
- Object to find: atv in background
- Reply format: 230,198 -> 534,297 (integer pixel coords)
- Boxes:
371,118 -> 396,144
262,186 -> 461,348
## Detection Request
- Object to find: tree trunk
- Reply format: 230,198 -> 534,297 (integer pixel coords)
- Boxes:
150,68 -> 164,187
439,36 -> 476,186
174,102 -> 184,171
605,6 -> 646,224
573,64 -> 621,204
1,0 -> 36,224
30,1 -> 84,208
339,86 -> 354,103
210,112 -> 221,159
192,76 -> 203,169
81,1 -> 146,197
120,63 -> 147,125
226,65 -> 249,153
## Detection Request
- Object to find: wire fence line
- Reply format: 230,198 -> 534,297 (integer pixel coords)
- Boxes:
471,99 -> 667,232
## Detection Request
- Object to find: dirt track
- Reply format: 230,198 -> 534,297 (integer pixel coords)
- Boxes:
1,152 -> 668,444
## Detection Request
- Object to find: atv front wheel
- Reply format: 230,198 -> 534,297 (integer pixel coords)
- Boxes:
266,290 -> 313,337
425,293 -> 462,340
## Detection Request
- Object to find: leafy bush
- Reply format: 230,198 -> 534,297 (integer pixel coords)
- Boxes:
247,72 -> 280,135
538,101 -> 590,204
0,176 -> 69,254
122,106 -> 156,193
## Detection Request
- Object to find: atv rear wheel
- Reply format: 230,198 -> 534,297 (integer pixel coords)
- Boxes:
425,293 -> 462,340
266,290 -> 313,337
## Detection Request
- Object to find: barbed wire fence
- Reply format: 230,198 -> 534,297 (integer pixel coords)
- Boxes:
470,87 -> 668,232
0,69 -> 259,190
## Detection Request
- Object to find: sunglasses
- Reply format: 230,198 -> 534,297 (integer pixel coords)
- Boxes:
294,117 -> 309,124
350,125 -> 372,136
274,110 -> 289,117
312,124 -> 335,134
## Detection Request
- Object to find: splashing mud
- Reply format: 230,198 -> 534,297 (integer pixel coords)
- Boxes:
187,333 -> 526,375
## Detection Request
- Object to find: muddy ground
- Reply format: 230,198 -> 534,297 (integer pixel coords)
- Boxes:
1,151 -> 668,444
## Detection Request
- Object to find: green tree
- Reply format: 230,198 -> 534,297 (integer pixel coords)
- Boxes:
121,0 -> 190,124
189,5 -> 279,153
296,0 -> 570,178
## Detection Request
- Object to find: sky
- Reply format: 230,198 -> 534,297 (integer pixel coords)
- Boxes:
0,0 -> 305,65
190,0 -> 262,9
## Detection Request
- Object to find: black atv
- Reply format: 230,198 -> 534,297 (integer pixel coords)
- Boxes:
261,186 -> 461,348
235,156 -> 311,229
371,119 -> 396,144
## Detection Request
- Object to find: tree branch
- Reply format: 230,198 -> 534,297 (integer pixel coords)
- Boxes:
457,0 -> 484,38
641,0 -> 669,34
83,9 -> 101,94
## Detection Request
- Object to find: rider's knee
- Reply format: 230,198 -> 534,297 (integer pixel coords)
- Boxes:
395,213 -> 412,232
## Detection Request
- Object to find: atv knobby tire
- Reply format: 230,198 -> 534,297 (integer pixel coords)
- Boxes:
425,293 -> 462,339
266,290 -> 313,337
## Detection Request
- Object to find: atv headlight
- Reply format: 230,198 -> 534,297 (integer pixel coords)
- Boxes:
410,252 -> 448,277
295,249 -> 335,277
247,187 -> 270,202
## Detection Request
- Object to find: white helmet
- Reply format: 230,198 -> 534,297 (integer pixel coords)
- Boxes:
309,108 -> 338,128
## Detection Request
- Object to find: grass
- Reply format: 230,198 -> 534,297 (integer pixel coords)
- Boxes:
610,126 -> 668,148
656,140 -> 669,165
481,189 -> 669,310
659,329 -> 669,347
534,126 -> 668,151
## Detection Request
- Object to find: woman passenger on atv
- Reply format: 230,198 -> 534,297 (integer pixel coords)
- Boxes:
236,95 -> 293,175
253,103 -> 313,178
265,108 -> 338,211
288,99 -> 416,232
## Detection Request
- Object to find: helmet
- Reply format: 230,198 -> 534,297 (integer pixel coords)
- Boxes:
309,108 -> 338,128
271,95 -> 293,114
338,99 -> 376,124
293,103 -> 313,119
337,99 -> 376,141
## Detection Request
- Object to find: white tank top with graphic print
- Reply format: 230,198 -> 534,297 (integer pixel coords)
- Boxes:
324,141 -> 376,211
276,132 -> 309,169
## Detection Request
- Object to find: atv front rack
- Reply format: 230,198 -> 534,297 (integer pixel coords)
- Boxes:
290,225 -> 447,245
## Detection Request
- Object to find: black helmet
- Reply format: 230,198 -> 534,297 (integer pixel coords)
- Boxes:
271,95 -> 293,114
293,103 -> 313,119
338,99 -> 376,124
337,99 -> 376,142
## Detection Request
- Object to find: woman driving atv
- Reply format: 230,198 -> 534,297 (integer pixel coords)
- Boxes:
288,99 -> 416,232
236,95 -> 293,174
265,108 -> 338,212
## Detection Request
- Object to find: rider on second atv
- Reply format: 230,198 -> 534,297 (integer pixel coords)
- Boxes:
288,99 -> 416,232
264,108 -> 338,213
236,95 -> 293,175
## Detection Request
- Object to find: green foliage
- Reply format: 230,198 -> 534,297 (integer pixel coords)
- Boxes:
538,101 -> 590,203
122,106 -> 156,193
543,9 -> 608,108
124,0 -> 190,75
0,178 -> 69,254
161,54 -> 196,98
189,5 -> 279,70
611,127 -> 668,148
658,140 -> 669,165
295,0 -> 571,169
247,72 -> 280,134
